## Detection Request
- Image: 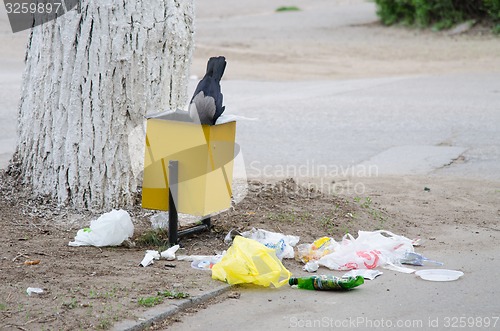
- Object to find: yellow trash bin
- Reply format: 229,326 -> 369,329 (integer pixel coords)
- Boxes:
141,110 -> 236,216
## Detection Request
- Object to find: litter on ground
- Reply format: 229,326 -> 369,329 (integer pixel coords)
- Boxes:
68,209 -> 134,247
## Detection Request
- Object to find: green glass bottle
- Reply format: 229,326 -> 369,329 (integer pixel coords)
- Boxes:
288,275 -> 364,291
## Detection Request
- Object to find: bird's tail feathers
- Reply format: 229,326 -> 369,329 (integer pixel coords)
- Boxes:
206,56 -> 226,81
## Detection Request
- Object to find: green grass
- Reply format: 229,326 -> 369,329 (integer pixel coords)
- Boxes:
62,298 -> 78,309
138,290 -> 189,308
97,317 -> 112,330
138,296 -> 163,308
136,229 -> 169,247
157,290 -> 189,299
353,196 -> 388,229
88,287 -> 119,300
353,196 -> 372,208
268,211 -> 311,224
276,6 -> 300,12
319,215 -> 338,235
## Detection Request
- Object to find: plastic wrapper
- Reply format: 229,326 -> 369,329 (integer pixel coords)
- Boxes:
26,287 -> 44,296
297,236 -> 339,263
400,252 -> 443,266
150,212 -> 169,229
177,253 -> 224,270
212,236 -> 291,287
342,269 -> 383,280
239,228 -> 299,260
318,230 -> 416,273
303,261 -> 319,273
68,210 -> 134,247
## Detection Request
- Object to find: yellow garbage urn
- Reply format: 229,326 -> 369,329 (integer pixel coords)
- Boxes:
141,111 -> 236,216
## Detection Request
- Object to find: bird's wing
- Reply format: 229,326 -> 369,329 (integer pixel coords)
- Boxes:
189,91 -> 216,125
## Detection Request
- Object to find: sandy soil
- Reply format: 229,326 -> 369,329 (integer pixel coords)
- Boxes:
190,0 -> 500,80
1,0 -> 499,330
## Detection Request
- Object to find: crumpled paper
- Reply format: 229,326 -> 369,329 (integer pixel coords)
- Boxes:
140,245 -> 180,267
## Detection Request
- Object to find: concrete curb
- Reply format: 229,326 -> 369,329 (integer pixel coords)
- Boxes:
112,284 -> 231,331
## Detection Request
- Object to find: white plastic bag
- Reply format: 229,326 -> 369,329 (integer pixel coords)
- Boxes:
68,209 -> 134,247
303,261 -> 319,273
342,269 -> 383,280
150,212 -> 169,229
177,253 -> 225,270
239,228 -> 300,260
318,230 -> 415,272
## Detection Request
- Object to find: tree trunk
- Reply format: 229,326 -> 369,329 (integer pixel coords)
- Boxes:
12,0 -> 194,211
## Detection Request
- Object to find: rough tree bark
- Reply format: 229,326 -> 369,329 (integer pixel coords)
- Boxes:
12,0 -> 194,211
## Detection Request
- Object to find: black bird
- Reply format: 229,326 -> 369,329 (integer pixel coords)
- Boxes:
189,56 -> 226,125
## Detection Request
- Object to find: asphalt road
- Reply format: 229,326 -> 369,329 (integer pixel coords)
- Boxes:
166,226 -> 500,331
2,72 -> 500,181
213,73 -> 500,182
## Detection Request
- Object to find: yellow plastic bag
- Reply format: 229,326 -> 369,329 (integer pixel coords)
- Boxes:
212,236 -> 291,287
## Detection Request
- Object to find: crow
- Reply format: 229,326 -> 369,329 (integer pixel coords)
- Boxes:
189,56 -> 226,125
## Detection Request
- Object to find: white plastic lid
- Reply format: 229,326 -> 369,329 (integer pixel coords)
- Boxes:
415,269 -> 464,282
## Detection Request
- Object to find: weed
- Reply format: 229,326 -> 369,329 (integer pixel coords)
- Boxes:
69,287 -> 81,294
319,216 -> 337,235
136,229 -> 169,247
138,296 -> 163,308
103,288 -> 117,299
0,303 -> 6,311
354,196 -> 372,208
89,287 -> 119,299
267,211 -> 312,224
89,289 -> 98,298
372,210 -> 387,229
276,6 -> 300,12
97,317 -> 112,330
362,197 -> 372,209
158,290 -> 189,299
268,212 -> 287,222
62,298 -> 78,309
138,290 -> 190,308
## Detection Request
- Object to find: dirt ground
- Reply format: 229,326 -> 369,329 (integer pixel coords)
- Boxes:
1,1 -> 500,330
0,173 -> 409,331
1,172 -> 499,330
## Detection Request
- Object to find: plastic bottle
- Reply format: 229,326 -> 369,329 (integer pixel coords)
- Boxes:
288,275 -> 364,291
400,252 -> 443,266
